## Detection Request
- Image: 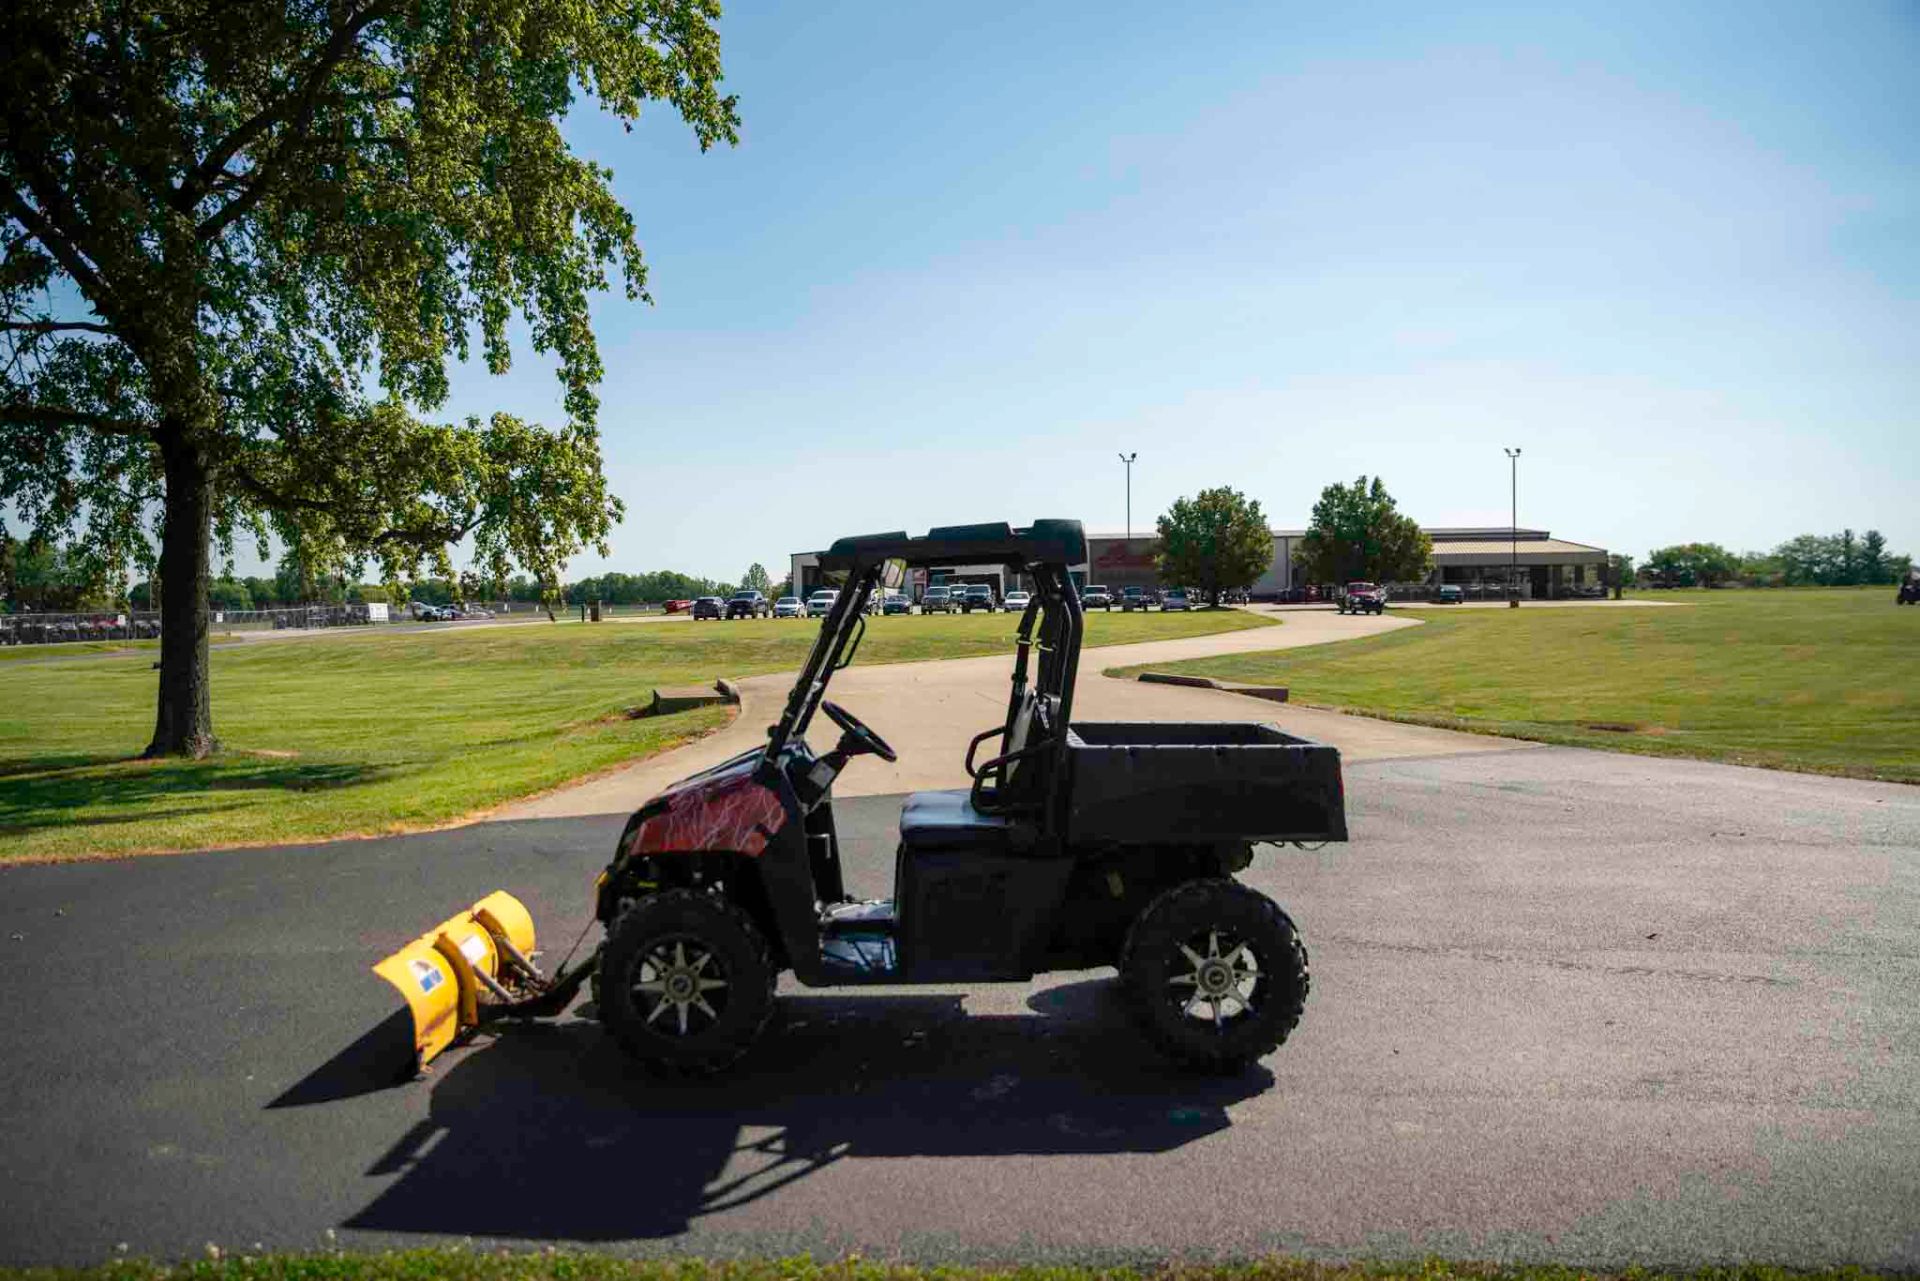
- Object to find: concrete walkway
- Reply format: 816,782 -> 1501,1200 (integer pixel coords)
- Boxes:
498,607 -> 1529,821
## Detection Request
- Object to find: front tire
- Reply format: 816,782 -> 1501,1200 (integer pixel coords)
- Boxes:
599,889 -> 776,1074
1119,879 -> 1308,1072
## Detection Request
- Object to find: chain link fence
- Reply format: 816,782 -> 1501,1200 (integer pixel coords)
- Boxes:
3,597 -> 686,647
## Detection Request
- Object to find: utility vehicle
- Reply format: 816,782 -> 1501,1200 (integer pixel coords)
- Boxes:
374,521 -> 1347,1077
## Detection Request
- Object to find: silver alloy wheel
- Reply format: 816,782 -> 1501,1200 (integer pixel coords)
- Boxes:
632,937 -> 730,1036
1168,929 -> 1260,1028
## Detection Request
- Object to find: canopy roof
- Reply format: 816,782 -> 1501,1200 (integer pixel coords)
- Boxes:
816,520 -> 1088,571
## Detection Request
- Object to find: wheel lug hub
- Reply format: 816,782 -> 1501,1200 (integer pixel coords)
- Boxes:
1199,961 -> 1233,994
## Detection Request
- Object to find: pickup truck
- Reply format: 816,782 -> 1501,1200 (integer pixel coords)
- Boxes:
1337,582 -> 1387,615
726,591 -> 770,619
960,584 -> 997,613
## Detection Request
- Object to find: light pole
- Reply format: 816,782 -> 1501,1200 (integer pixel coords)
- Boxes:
1118,452 -> 1137,543
1504,447 -> 1522,608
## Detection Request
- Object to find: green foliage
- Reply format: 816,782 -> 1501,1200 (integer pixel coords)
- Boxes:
1767,529 -> 1909,586
1860,529 -> 1888,582
742,562 -> 773,596
1155,487 -> 1274,605
1643,542 -> 1739,588
564,569 -> 730,605
207,578 -> 253,611
1607,552 -> 1634,600
2,0 -> 739,752
2,536 -> 113,611
1292,476 -> 1433,585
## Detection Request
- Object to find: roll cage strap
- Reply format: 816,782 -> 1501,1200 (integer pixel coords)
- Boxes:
971,567 -> 1081,822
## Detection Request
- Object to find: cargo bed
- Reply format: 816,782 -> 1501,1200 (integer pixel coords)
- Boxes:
1064,722 -> 1347,846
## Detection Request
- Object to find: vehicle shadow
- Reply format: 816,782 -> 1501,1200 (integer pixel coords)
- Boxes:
314,980 -> 1271,1241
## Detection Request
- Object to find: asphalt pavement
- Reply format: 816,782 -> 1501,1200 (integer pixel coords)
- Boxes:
2,744 -> 1916,1268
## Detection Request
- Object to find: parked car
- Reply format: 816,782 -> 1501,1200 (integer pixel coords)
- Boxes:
961,584 -> 997,614
879,592 -> 913,615
1081,584 -> 1114,610
1899,575 -> 1920,605
1337,582 -> 1387,615
1161,589 -> 1191,612
1434,584 -> 1465,604
921,585 -> 956,614
691,596 -> 724,620
773,596 -> 804,618
1121,586 -> 1154,612
725,591 -> 769,620
1002,590 -> 1032,614
807,590 -> 839,618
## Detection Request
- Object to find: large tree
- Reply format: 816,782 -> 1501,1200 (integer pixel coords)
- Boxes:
1154,486 -> 1273,606
1644,542 -> 1739,588
2,1 -> 737,756
1292,475 -> 1433,586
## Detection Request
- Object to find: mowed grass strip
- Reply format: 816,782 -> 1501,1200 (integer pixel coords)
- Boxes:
0,609 -> 1272,862
1110,589 -> 1918,782
0,1250 -> 1896,1281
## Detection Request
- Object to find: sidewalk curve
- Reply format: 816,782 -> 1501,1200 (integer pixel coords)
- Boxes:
495,607 -> 1531,821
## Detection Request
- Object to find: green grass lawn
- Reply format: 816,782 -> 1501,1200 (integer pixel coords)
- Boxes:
1111,588 -> 1919,782
0,635 -> 239,663
0,609 -> 1271,862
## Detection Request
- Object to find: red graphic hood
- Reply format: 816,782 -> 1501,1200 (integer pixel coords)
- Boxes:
626,750 -> 787,858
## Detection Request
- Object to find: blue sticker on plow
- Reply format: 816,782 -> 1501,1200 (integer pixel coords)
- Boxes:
410,958 -> 444,994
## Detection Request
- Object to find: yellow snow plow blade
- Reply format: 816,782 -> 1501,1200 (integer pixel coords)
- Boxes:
372,891 -> 539,1070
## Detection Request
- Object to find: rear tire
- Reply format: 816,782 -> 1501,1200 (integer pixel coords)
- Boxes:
1120,879 -> 1308,1072
599,889 -> 776,1074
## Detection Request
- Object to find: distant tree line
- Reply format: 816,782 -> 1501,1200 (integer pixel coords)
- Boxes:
4,535 -> 774,615
1642,530 -> 1912,588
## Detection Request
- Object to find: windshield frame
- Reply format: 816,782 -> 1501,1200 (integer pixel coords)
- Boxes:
764,567 -> 879,760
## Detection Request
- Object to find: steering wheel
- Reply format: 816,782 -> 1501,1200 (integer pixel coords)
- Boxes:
821,701 -> 898,763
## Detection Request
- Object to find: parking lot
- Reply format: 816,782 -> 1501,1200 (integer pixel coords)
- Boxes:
2,604 -> 1915,1267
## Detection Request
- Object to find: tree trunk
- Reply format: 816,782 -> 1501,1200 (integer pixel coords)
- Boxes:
145,427 -> 218,758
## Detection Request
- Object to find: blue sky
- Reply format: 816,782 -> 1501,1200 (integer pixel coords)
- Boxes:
433,0 -> 1919,583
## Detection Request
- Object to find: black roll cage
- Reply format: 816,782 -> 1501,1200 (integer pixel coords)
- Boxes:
763,523 -> 1089,814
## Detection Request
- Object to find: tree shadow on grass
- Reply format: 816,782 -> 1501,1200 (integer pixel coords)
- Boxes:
0,752 -> 143,779
0,758 -> 394,836
278,979 -> 1272,1243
